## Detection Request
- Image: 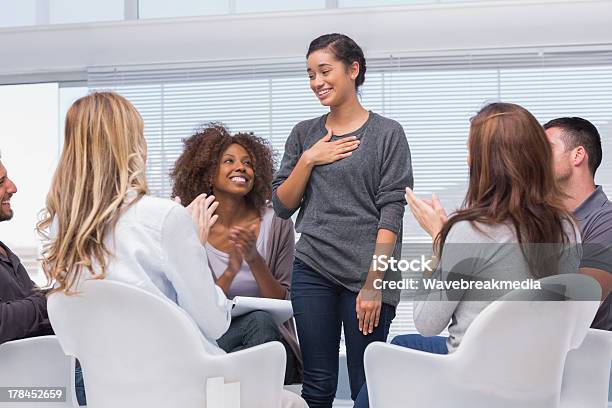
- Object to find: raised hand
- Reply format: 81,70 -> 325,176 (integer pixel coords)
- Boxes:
405,187 -> 448,239
174,193 -> 206,219
176,193 -> 219,245
198,195 -> 219,245
302,129 -> 360,166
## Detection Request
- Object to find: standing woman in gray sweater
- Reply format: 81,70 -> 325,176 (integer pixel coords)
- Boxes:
272,33 -> 413,408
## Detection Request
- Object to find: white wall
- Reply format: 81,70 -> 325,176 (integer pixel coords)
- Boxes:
0,83 -> 59,249
0,0 -> 611,83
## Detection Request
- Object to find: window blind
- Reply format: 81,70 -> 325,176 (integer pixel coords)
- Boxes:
88,47 -> 612,340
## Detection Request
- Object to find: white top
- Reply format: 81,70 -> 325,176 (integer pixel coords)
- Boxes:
68,194 -> 232,354
206,207 -> 274,298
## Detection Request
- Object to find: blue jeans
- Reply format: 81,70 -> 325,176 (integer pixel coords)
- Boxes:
291,258 -> 396,408
217,310 -> 300,384
75,361 -> 86,406
353,334 -> 448,408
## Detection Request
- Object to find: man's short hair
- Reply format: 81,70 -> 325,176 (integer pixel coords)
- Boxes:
543,117 -> 602,176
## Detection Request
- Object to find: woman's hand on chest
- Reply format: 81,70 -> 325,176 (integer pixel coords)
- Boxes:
302,129 -> 361,167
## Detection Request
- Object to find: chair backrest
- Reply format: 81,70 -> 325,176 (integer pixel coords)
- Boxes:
560,328 -> 612,408
453,273 -> 601,405
47,279 -> 223,408
0,335 -> 78,407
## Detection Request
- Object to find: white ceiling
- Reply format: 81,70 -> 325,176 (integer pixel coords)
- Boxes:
1,0 -> 611,84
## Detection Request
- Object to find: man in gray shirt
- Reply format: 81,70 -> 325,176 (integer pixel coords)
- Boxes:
545,117 -> 612,330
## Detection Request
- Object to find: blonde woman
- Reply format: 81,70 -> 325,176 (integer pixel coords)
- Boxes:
38,92 -> 306,408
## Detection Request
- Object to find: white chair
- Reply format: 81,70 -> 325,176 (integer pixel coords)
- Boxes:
561,328 -> 612,408
0,335 -> 79,407
364,274 -> 602,408
47,279 -> 287,408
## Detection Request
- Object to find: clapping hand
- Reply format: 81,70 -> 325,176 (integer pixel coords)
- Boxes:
302,129 -> 360,166
174,193 -> 219,245
226,245 -> 243,275
229,224 -> 259,263
405,187 -> 448,239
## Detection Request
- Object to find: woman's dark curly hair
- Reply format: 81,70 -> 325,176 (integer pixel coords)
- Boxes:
171,123 -> 276,213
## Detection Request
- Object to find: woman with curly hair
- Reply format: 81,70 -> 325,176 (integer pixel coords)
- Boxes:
171,124 -> 302,385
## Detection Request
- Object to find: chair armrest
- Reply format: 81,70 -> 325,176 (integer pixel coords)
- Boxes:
208,341 -> 286,408
0,334 -> 58,351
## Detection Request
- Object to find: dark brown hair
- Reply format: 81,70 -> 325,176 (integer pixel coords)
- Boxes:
436,103 -> 575,278
307,33 -> 366,90
171,123 -> 275,212
543,116 -> 602,176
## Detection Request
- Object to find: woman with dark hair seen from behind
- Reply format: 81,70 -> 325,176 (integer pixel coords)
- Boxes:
171,124 -> 302,385
272,33 -> 413,407
353,102 -> 582,407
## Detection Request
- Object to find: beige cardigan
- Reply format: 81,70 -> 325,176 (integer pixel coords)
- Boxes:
264,212 -> 303,382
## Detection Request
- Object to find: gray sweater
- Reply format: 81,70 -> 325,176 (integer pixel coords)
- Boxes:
414,220 -> 581,353
272,112 -> 413,306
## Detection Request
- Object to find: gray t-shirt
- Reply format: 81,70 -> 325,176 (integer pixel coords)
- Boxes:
414,220 -> 581,353
574,185 -> 612,330
272,112 -> 413,306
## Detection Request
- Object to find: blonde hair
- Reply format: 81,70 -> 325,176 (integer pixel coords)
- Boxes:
37,92 -> 148,293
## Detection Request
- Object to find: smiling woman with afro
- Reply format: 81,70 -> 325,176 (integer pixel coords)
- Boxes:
171,123 -> 274,211
170,123 -> 303,385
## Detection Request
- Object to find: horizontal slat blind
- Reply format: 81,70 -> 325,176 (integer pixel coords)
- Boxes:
89,47 -> 612,340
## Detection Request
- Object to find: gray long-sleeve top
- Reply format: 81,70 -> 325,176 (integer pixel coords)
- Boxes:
414,220 -> 581,353
272,112 -> 413,306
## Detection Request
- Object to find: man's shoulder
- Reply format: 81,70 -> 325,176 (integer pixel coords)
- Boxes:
0,243 -> 36,295
596,198 -> 612,223
0,240 -> 9,256
578,190 -> 612,273
581,198 -> 612,243
601,193 -> 612,213
0,240 -> 20,262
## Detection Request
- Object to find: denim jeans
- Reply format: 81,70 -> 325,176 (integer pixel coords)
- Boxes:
75,361 -> 86,406
291,258 -> 396,408
217,309 -> 300,384
353,334 -> 448,408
